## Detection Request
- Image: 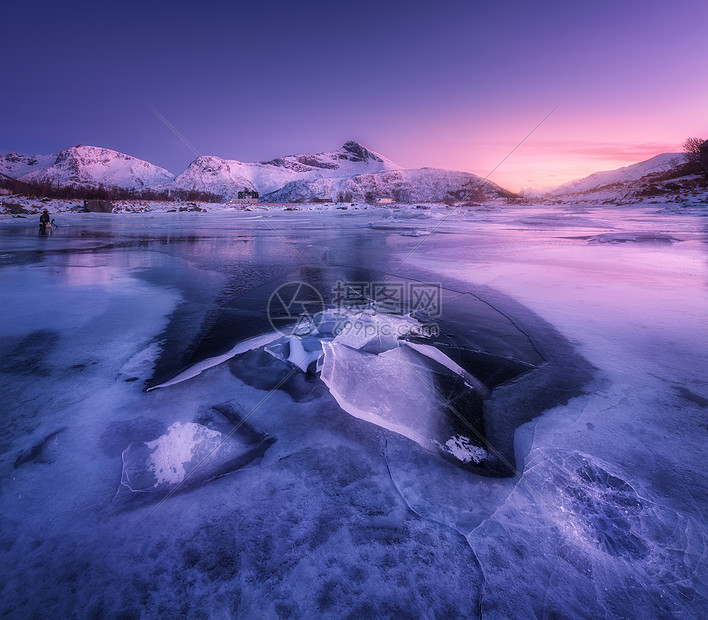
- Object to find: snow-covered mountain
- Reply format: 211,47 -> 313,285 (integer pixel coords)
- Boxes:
171,156 -> 257,198
6,141 -> 704,205
17,145 -> 176,190
172,141 -> 401,199
264,168 -> 513,203
537,153 -> 685,197
0,152 -> 58,180
0,141 -> 515,202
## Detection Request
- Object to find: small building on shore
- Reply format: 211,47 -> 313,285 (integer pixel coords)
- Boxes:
230,189 -> 260,205
376,196 -> 393,204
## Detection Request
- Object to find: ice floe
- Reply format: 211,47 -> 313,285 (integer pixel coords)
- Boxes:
115,420 -> 274,502
320,341 -> 440,447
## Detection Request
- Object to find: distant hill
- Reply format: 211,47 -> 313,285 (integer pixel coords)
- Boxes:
0,152 -> 57,179
531,153 -> 706,202
173,141 -> 401,200
546,153 -> 683,194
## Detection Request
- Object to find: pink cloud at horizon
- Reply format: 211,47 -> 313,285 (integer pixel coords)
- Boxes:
379,113 -> 706,192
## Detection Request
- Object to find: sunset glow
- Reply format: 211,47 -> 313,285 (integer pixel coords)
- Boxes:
2,0 -> 707,191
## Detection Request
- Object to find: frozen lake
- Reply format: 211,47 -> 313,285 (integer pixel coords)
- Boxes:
1,203 -> 707,618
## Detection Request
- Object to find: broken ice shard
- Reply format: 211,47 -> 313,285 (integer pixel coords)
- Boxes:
115,421 -> 273,502
320,340 -> 488,465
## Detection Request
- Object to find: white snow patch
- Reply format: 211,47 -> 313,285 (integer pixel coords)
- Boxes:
440,435 -> 488,464
146,422 -> 222,486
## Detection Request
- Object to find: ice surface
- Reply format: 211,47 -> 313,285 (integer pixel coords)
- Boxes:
13,427 -> 66,468
319,335 -> 489,468
328,311 -> 421,352
1,205 -> 706,618
404,340 -> 490,397
161,306 -> 490,466
588,231 -> 679,243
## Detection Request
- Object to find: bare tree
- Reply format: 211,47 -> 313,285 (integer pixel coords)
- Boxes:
683,137 -> 705,166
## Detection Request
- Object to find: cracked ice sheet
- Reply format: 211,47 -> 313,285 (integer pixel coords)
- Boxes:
402,204 -> 708,616
1,207 -> 707,618
0,215 -> 483,617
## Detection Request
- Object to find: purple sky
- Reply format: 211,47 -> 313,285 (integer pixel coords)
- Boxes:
2,0 -> 706,191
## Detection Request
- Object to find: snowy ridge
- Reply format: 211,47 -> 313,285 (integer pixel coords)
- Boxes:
539,153 -> 684,197
172,141 -> 401,199
1,140 -> 514,201
0,152 -> 58,179
171,156 -> 258,198
19,145 -> 176,190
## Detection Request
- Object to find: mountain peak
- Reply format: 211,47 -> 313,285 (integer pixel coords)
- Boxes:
340,140 -> 382,163
342,140 -> 364,150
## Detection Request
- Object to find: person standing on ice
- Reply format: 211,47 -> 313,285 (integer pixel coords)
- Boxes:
39,209 -> 50,232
